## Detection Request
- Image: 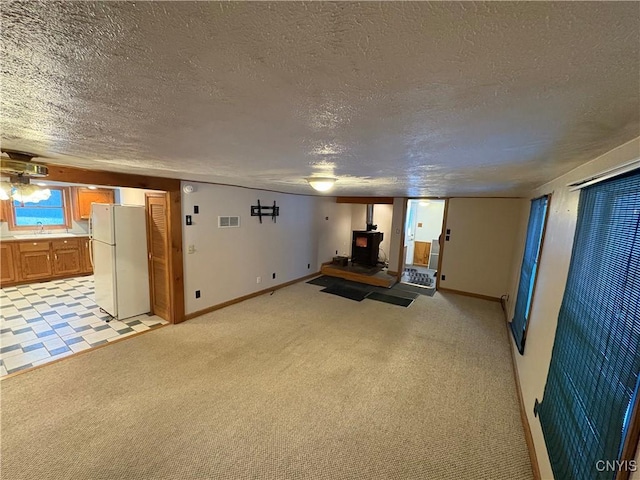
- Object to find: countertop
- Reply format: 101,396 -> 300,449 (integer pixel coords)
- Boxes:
1,233 -> 89,241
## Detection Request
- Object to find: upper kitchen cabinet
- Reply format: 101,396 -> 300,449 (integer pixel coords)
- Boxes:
0,199 -> 9,223
72,187 -> 115,220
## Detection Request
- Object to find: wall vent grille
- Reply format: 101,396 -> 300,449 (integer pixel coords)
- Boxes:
218,216 -> 240,228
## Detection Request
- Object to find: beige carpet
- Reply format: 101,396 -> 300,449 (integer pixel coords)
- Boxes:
1,282 -> 533,480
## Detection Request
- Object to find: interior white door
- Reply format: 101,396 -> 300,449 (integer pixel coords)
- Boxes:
93,240 -> 117,318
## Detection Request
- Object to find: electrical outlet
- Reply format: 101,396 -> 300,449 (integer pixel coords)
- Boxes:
441,274 -> 446,281
194,205 -> 199,214
272,272 -> 276,279
195,290 -> 201,299
187,245 -> 195,254
336,250 -> 338,255
186,215 -> 192,225
307,263 -> 310,269
257,277 -> 261,284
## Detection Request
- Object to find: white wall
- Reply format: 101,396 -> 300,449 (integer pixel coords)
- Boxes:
316,200 -> 352,261
388,198 -> 405,273
350,204 -> 366,233
414,200 -> 445,243
404,201 -> 418,264
439,198 -> 526,298
117,187 -> 163,206
375,204 -> 393,263
506,137 -> 640,480
181,182 -> 350,315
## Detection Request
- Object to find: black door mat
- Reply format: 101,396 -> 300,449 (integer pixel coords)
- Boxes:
320,284 -> 371,302
367,292 -> 414,307
307,275 -> 339,287
387,285 -> 419,299
309,276 -> 377,293
395,283 -> 436,297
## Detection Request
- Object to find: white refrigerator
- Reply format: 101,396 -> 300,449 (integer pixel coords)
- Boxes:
90,203 -> 150,320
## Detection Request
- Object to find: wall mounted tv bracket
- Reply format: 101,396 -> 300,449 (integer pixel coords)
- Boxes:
251,200 -> 280,223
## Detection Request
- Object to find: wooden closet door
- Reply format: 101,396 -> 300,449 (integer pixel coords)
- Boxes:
146,194 -> 170,321
413,241 -> 427,266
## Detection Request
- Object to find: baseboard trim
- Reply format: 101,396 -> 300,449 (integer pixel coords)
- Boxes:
504,322 -> 542,480
437,287 -> 501,302
184,271 -> 321,321
387,270 -> 398,276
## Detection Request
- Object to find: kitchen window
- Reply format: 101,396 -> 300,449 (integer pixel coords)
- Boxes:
8,187 -> 72,230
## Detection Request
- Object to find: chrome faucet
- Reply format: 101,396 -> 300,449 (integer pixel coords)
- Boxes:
36,221 -> 45,235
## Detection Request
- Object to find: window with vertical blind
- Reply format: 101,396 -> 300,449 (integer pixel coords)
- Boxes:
535,169 -> 640,480
510,195 -> 549,354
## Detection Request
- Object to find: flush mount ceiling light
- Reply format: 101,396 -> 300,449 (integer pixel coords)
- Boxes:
0,149 -> 51,203
306,177 -> 337,192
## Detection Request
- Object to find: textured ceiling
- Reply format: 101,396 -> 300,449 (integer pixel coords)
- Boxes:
2,1 -> 639,196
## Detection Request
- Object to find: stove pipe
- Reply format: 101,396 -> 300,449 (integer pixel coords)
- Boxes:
366,204 -> 377,231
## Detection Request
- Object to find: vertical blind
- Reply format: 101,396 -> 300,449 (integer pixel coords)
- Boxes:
510,195 -> 549,354
536,170 -> 640,479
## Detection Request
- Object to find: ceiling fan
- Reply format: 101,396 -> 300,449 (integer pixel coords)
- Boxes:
0,149 -> 51,203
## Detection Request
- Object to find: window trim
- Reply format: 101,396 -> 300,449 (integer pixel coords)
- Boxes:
7,186 -> 72,231
509,193 -> 551,354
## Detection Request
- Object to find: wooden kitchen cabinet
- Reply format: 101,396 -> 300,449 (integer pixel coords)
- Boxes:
17,241 -> 53,281
0,199 -> 8,223
52,238 -> 82,276
0,243 -> 17,284
72,187 -> 115,220
0,236 -> 92,287
80,237 -> 93,273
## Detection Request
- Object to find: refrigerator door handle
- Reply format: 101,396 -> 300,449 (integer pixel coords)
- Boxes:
89,238 -> 94,268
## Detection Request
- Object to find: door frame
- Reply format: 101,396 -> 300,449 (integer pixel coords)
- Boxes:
396,197 -> 449,290
40,163 -> 185,324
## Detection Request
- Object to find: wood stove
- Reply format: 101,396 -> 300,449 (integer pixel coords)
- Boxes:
351,231 -> 383,267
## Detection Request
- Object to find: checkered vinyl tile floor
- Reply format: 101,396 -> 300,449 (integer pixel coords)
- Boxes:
0,276 -> 167,376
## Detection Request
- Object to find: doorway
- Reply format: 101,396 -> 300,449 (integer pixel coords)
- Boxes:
401,199 -> 446,291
